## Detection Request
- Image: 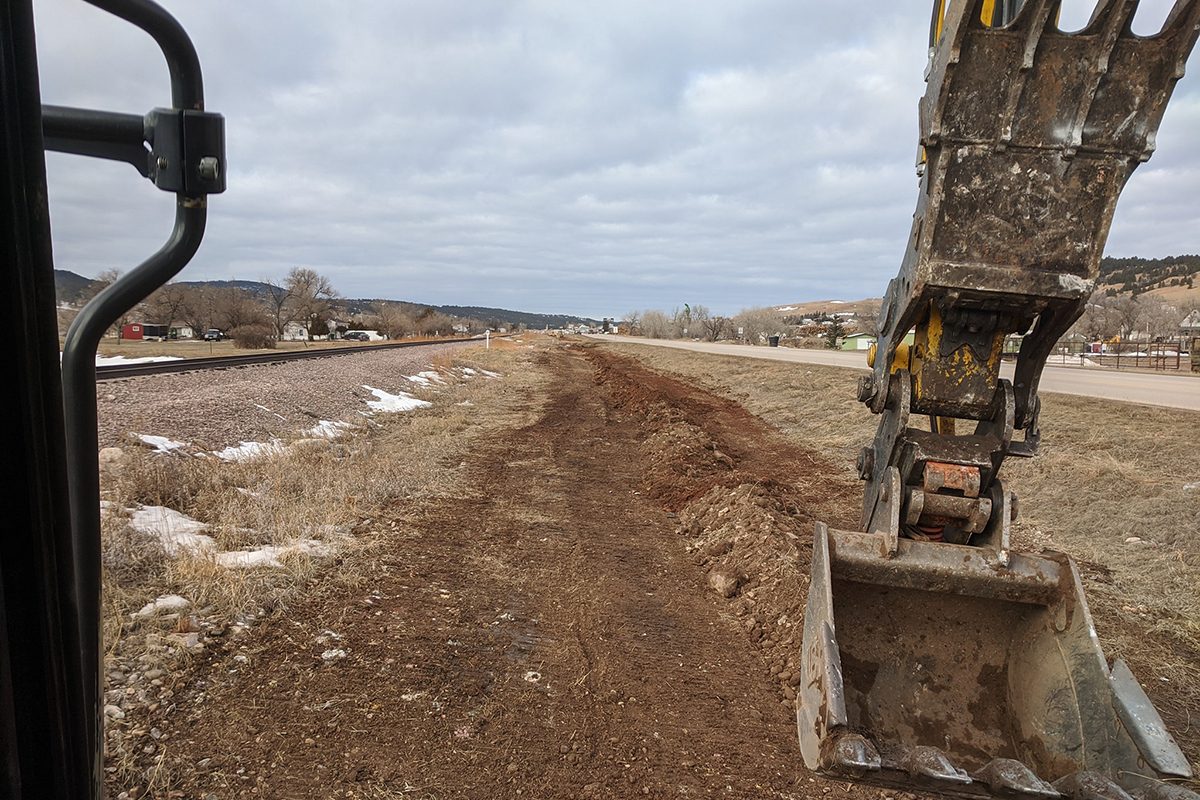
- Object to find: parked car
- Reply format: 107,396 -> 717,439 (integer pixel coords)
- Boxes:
203,328 -> 224,341
343,331 -> 370,341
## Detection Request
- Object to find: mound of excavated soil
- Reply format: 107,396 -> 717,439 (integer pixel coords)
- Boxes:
586,346 -> 863,715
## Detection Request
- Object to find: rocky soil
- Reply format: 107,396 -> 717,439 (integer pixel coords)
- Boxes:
97,341 -> 477,450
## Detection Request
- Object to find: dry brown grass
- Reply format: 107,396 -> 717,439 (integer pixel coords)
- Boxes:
98,342 -> 544,682
100,344 -> 548,791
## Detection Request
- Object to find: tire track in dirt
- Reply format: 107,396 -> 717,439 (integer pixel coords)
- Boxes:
147,344 -> 872,798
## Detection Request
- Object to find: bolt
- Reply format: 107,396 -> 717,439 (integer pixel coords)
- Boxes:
856,375 -> 876,404
198,156 -> 220,181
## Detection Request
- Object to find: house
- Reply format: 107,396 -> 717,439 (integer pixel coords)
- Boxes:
840,333 -> 875,351
281,321 -> 309,341
1181,309 -> 1200,337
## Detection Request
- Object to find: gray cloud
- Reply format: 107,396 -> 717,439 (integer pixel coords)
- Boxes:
34,0 -> 1200,317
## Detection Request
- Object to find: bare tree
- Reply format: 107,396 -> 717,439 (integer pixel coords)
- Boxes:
685,305 -> 712,339
1136,297 -> 1183,341
641,309 -> 671,339
145,282 -> 191,328
671,304 -> 692,338
286,267 -> 338,339
623,310 -> 642,335
373,303 -> 418,339
702,315 -> 729,341
262,278 -> 299,339
1071,292 -> 1118,341
177,285 -> 214,336
415,309 -> 453,336
731,307 -> 778,344
1110,294 -> 1141,340
211,287 -> 269,332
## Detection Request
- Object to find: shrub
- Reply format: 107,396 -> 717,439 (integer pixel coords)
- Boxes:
229,323 -> 277,349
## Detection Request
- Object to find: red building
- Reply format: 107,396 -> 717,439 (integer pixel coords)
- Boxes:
120,323 -> 170,340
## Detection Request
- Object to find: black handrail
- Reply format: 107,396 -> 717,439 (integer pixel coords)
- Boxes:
52,1 -> 221,795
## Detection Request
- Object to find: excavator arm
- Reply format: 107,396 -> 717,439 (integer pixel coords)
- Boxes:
798,2 -> 1200,798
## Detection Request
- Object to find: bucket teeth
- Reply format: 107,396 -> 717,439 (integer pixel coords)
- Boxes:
897,745 -> 973,785
1054,772 -> 1136,800
823,732 -> 881,777
974,758 -> 1060,798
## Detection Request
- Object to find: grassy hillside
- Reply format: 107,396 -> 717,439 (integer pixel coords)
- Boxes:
1098,255 -> 1200,305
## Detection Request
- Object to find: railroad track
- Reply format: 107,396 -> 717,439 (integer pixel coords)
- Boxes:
94,335 -> 491,381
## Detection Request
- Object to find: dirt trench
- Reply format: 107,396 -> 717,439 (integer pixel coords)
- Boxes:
144,344 -> 867,799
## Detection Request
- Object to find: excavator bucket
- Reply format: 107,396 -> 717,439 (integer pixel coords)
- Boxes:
798,523 -> 1197,800
795,0 -> 1200,797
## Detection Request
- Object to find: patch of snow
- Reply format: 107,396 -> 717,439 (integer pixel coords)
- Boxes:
308,420 -> 351,439
214,549 -> 284,569
213,439 -> 285,461
362,385 -> 431,413
133,594 -> 190,619
215,538 -> 333,569
407,370 -> 448,386
127,506 -> 215,556
137,433 -> 188,453
95,354 -> 183,366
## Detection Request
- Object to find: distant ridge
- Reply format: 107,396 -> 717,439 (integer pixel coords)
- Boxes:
52,269 -> 599,329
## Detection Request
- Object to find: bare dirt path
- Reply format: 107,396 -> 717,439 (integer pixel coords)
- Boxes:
151,345 -> 859,798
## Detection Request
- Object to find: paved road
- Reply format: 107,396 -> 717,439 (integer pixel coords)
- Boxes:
591,335 -> 1200,412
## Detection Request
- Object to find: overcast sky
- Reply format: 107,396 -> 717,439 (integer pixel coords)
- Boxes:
32,0 -> 1200,318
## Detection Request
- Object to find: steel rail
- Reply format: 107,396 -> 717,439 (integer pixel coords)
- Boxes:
94,335 -> 502,380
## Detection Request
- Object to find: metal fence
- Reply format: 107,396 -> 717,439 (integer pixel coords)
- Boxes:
1043,339 -> 1191,371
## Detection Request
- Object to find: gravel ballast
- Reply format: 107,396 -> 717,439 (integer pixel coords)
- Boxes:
96,341 -> 479,450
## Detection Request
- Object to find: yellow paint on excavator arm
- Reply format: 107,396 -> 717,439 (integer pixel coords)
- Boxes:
932,0 -> 998,43
866,341 -> 911,373
911,303 -> 1004,404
